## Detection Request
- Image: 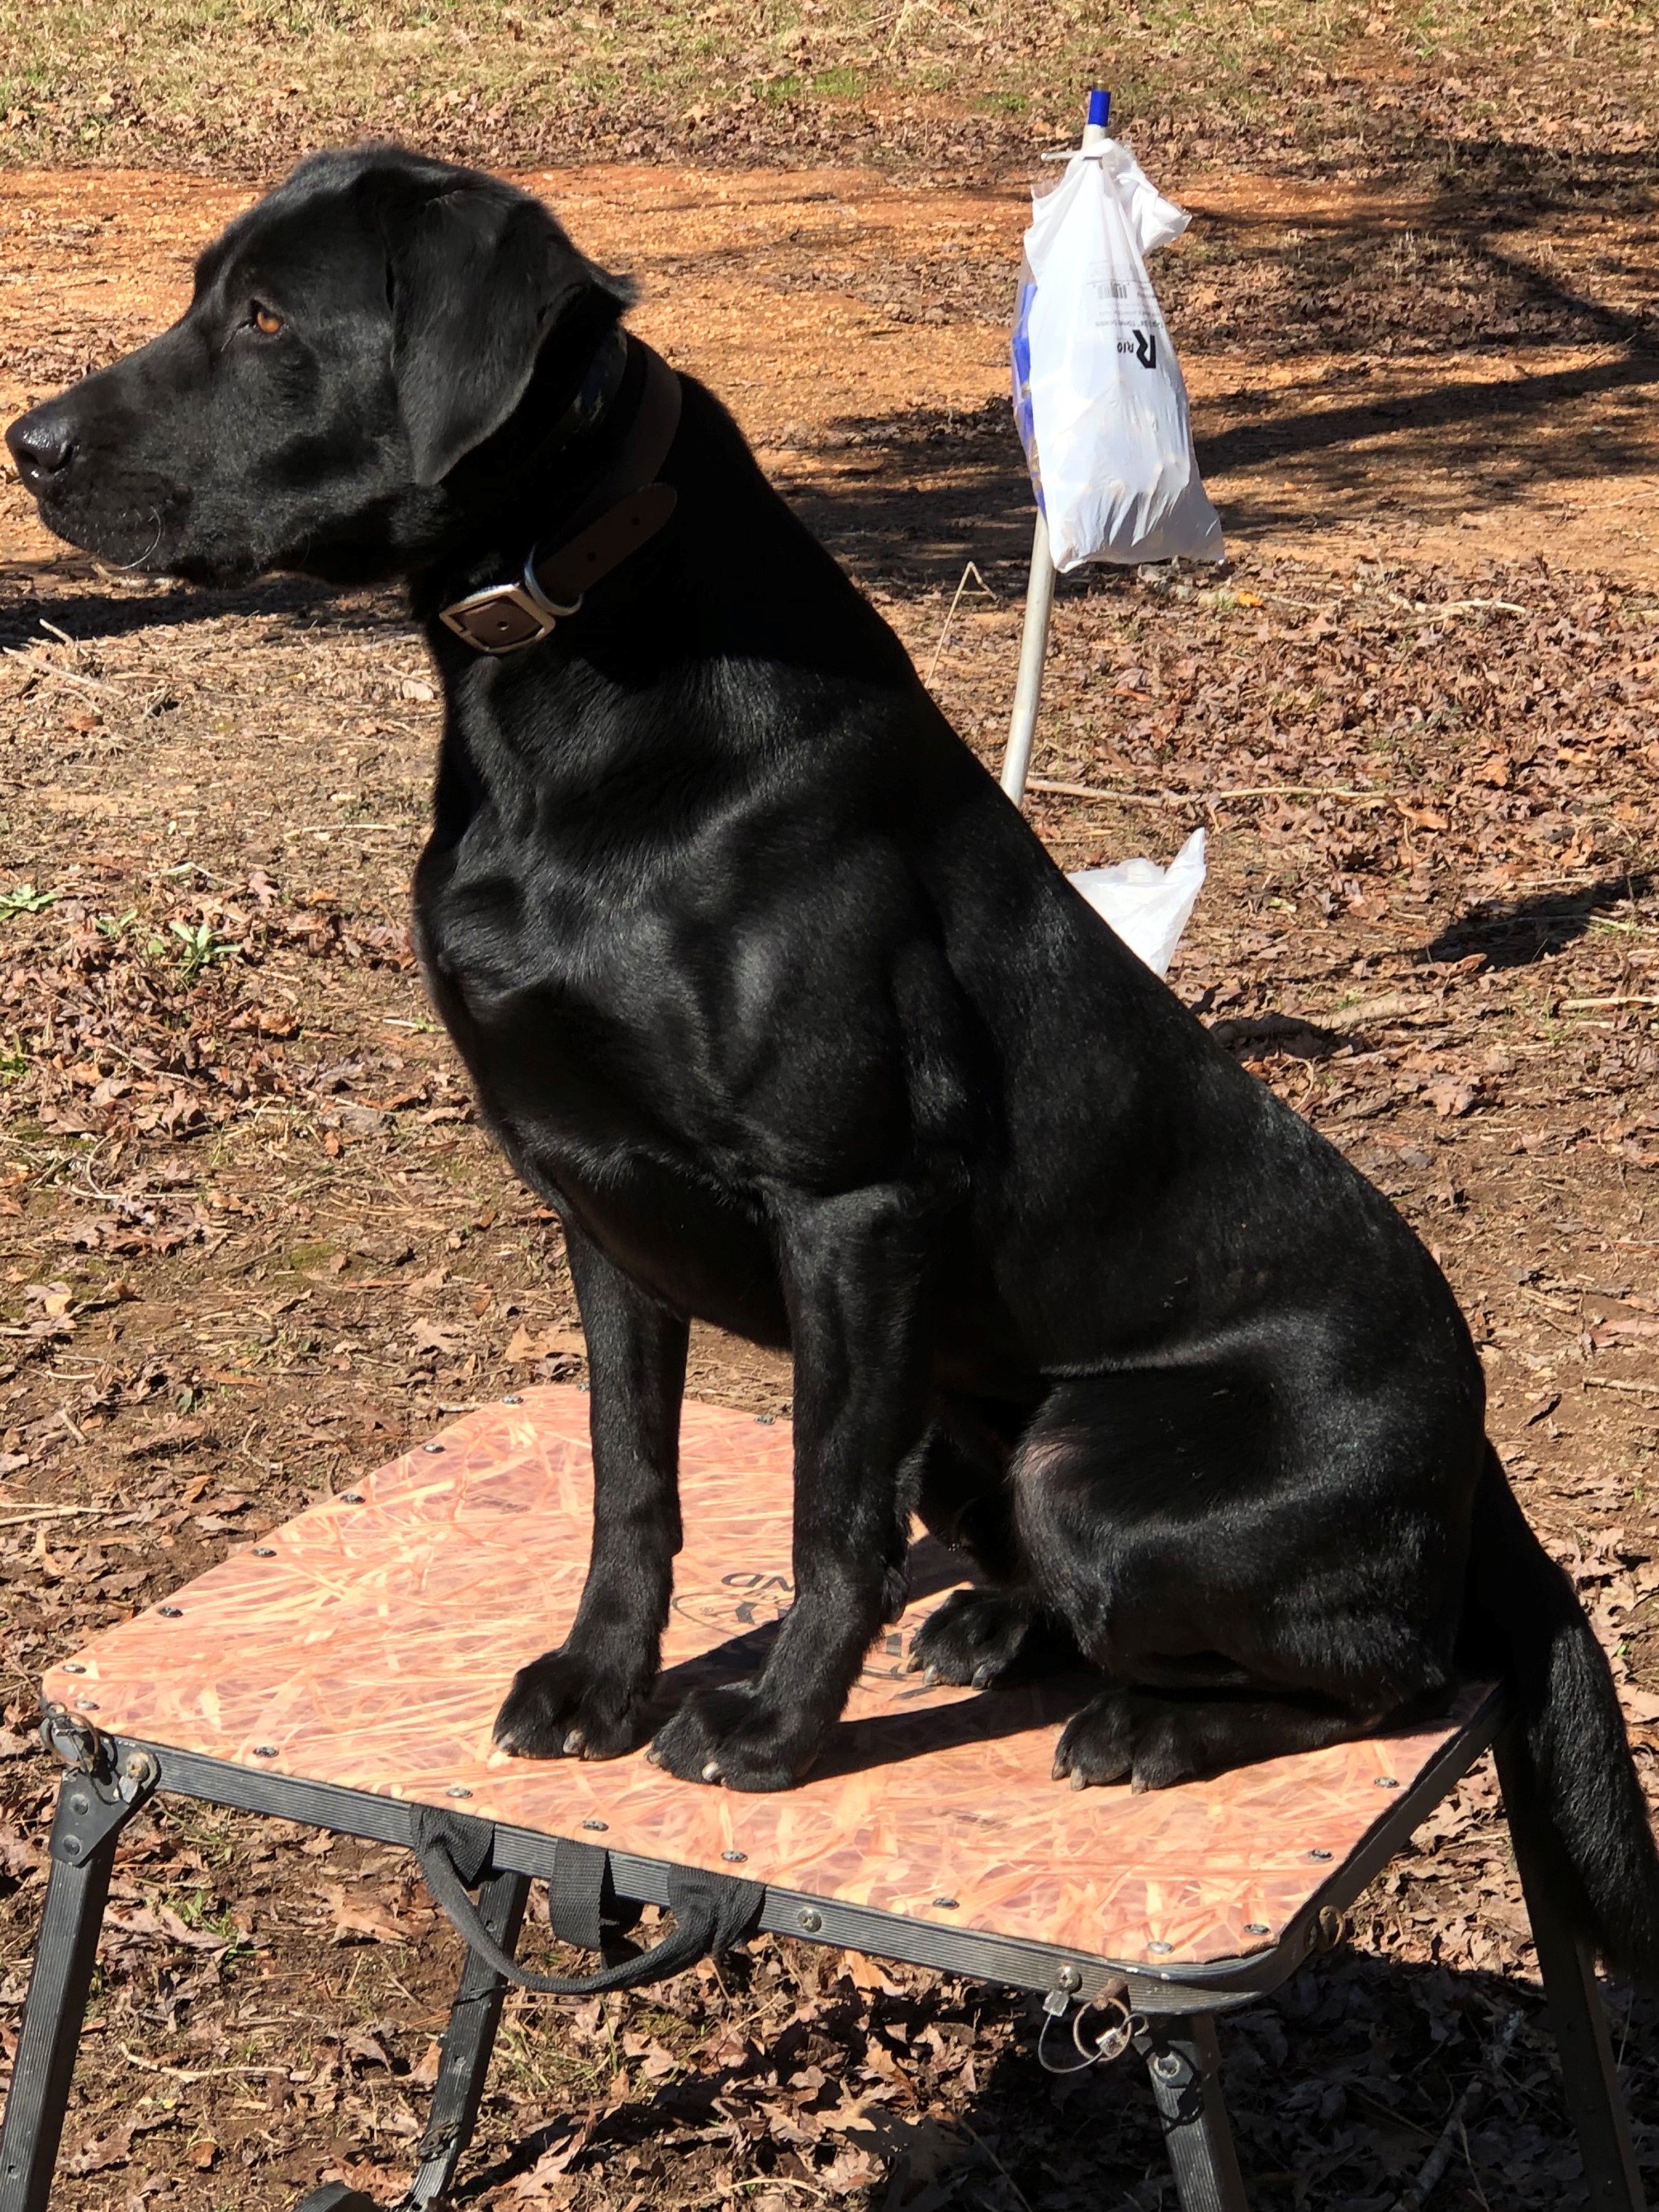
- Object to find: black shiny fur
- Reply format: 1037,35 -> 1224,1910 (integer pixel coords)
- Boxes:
12,145 -> 1659,1976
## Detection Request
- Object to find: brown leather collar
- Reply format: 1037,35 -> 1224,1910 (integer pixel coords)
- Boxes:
439,339 -> 683,655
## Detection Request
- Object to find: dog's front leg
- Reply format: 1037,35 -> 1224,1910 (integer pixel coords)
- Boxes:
650,1185 -> 931,1791
493,1227 -> 689,1760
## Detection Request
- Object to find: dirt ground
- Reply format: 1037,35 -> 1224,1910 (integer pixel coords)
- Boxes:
5,147 -> 1659,2211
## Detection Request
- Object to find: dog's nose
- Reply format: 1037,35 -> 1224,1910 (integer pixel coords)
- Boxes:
5,410 -> 75,487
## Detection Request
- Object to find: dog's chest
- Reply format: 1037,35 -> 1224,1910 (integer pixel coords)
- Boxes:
415,845 -> 706,1133
414,845 -> 790,1323
413,790 -> 907,1164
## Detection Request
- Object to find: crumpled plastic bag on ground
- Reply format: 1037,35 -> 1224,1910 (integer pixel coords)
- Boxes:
1011,140 -> 1223,572
1069,827 -> 1206,977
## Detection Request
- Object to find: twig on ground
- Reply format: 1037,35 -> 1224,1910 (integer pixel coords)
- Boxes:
2,647 -> 117,698
1205,785 -> 1394,805
1026,777 -> 1170,805
1026,777 -> 1392,808
0,1504 -> 119,1525
119,2044 -> 288,2082
1392,2009 -> 1521,2212
958,2116 -> 1036,2212
924,561 -> 995,685
1386,595 -> 1529,620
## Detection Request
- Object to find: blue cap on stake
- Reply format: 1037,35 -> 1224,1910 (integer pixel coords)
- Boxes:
1086,86 -> 1111,130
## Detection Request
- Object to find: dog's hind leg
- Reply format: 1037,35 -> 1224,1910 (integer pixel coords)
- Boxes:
912,1397 -> 1022,1572
1013,1368 -> 1473,1793
493,1225 -> 689,1761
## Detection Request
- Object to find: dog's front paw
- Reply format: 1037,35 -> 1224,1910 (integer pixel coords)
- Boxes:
493,1645 -> 652,1761
648,1684 -> 817,1792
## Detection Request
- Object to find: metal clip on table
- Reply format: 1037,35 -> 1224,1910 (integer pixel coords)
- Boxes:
0,1389 -> 1645,2211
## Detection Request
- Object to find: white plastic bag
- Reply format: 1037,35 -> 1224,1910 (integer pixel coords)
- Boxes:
1011,143 -> 1222,572
1069,828 -> 1206,978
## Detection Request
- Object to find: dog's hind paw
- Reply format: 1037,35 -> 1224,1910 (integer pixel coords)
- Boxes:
1051,1688 -> 1139,1789
1053,1686 -> 1364,1792
908,1588 -> 1057,1691
492,1646 -> 652,1762
648,1684 -> 817,1792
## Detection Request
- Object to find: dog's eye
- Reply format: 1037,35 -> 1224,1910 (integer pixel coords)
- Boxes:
251,304 -> 283,336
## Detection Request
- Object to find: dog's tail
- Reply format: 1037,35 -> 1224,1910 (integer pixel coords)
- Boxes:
1468,1443 -> 1659,1981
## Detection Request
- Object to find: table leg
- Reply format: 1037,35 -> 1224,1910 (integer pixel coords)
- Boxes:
0,1769 -> 146,2212
1495,1736 -> 1647,2212
1142,2013 -> 1250,2212
402,1867 -> 532,2209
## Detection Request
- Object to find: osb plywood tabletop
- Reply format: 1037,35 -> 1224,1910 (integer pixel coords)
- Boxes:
42,1387 -> 1490,1971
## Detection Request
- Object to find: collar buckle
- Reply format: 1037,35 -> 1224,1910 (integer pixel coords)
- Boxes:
439,551 -> 583,656
437,337 -> 680,657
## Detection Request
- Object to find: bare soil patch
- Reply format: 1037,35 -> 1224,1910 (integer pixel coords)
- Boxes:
3,158 -> 1659,2209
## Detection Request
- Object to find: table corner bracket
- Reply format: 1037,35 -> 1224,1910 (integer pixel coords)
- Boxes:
40,1710 -> 158,1864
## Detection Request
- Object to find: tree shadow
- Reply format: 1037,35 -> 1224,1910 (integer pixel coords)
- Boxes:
1194,349 -> 1659,484
774,133 -> 1659,583
0,571 -> 400,649
1168,141 -> 1659,362
1205,1012 -> 1354,1063
780,342 -> 1659,589
9,129 -> 1658,633
456,1943 -> 1659,2211
1419,874 -> 1654,971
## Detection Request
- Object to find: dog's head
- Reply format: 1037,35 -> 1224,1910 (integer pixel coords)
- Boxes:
4,145 -> 634,586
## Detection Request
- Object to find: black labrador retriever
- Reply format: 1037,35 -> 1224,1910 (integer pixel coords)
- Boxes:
11,145 -> 1659,1979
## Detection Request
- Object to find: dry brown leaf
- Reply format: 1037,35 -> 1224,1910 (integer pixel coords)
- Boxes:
504,1323 -> 587,1363
321,1884 -> 408,1945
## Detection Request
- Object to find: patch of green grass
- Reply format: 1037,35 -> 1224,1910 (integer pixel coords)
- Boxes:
0,884 -> 58,920
158,1799 -> 239,1867
0,0 -> 1647,180
160,918 -> 243,982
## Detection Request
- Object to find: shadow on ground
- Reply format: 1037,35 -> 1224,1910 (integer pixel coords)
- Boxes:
0,574 -> 395,649
458,1947 -> 1657,2211
1421,876 -> 1656,971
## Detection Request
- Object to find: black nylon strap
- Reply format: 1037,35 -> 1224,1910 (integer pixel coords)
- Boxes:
413,1802 -> 495,1887
408,1803 -> 763,1995
548,1834 -> 606,1954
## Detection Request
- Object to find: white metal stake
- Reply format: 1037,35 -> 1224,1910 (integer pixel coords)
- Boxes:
998,91 -> 1112,809
1000,508 -> 1055,804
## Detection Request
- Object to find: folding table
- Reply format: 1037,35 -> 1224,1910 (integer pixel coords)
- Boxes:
0,1387 -> 1645,2210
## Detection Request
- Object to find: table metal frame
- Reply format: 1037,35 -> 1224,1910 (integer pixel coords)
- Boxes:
0,1695 -> 1646,2212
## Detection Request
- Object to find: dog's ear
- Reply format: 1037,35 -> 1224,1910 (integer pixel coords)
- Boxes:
388,186 -> 632,488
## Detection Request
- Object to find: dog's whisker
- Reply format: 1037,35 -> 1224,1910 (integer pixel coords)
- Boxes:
108,506 -> 162,572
